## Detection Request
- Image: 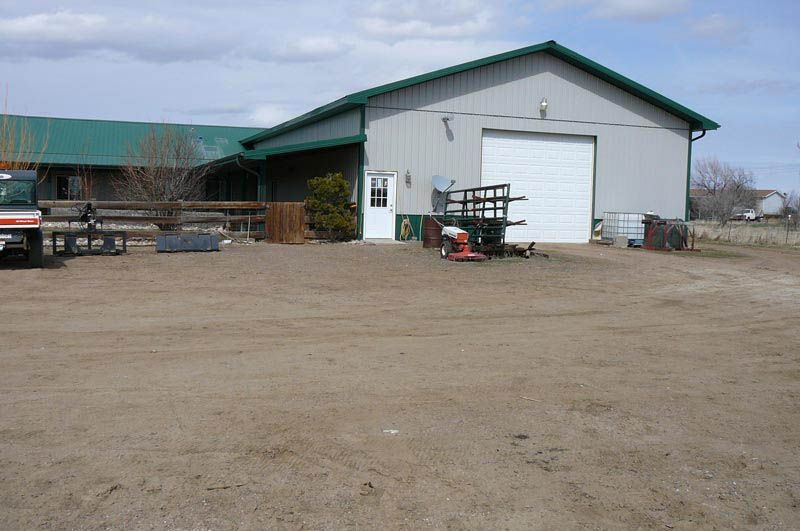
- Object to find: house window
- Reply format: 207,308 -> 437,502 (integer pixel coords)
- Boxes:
56,176 -> 82,200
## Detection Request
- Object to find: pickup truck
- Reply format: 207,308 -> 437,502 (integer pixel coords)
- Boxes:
730,209 -> 763,222
0,170 -> 44,268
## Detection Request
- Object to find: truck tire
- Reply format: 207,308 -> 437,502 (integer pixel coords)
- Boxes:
27,229 -> 44,268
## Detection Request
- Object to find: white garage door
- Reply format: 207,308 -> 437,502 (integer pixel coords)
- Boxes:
481,130 -> 594,243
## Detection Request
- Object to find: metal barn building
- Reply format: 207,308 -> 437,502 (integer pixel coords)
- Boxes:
223,40 -> 719,242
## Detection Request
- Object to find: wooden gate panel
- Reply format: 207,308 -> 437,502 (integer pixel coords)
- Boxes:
266,202 -> 305,244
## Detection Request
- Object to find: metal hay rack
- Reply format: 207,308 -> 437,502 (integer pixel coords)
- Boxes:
441,183 -> 547,259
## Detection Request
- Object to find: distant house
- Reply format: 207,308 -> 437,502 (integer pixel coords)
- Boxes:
689,188 -> 787,219
754,190 -> 786,216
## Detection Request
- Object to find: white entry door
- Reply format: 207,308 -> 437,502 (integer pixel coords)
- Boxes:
363,171 -> 396,239
481,130 -> 594,243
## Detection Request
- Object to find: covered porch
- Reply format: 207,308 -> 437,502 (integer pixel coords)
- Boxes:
207,134 -> 365,237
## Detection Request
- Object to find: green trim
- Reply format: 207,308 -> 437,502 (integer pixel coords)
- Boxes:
234,134 -> 366,161
351,41 -> 719,131
685,131 -> 693,221
590,137 -> 598,223
395,214 -> 424,241
546,44 -> 719,131
239,40 -> 718,147
356,106 -> 366,240
345,43 -> 554,103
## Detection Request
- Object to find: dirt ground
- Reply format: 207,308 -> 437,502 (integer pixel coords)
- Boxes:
1,241 -> 799,529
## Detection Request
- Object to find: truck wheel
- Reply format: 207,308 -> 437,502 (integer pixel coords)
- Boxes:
27,229 -> 44,268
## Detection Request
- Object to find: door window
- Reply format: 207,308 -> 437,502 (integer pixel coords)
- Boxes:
370,177 -> 388,208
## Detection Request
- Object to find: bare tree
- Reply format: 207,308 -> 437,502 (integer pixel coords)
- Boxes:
692,157 -> 756,226
115,124 -> 209,207
0,96 -> 49,175
793,142 -> 800,226
71,143 -> 96,201
75,161 -> 94,201
782,191 -> 799,228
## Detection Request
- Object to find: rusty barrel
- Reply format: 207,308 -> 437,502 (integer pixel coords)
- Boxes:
422,216 -> 442,248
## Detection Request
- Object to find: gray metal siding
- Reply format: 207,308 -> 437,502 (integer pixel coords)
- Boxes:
369,53 -> 687,130
365,52 -> 690,220
266,145 -> 359,202
254,108 -> 361,150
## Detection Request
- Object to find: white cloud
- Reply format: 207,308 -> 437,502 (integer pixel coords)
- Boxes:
363,0 -> 490,23
247,104 -> 300,128
346,38 -> 517,86
0,8 -> 350,64
545,0 -> 689,21
0,10 -> 107,41
689,13 -> 747,45
0,2 -> 517,64
355,0 -> 497,40
0,9 -> 229,62
267,37 -> 352,63
357,15 -> 493,39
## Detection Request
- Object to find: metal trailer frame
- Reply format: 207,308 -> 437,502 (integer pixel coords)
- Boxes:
51,230 -> 128,256
441,184 -> 547,258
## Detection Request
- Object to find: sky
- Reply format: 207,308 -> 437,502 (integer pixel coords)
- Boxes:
1,0 -> 798,191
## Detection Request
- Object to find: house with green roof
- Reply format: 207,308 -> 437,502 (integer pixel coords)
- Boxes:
220,40 -> 718,242
0,114 -> 262,201
3,40 -> 717,243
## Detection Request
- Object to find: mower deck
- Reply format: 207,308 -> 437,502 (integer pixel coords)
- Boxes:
446,248 -> 488,262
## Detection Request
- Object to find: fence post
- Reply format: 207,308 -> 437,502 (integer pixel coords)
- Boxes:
787,215 -> 792,245
264,203 -> 270,240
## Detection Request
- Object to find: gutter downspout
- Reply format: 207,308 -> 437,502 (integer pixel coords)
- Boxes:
685,129 -> 707,220
356,105 -> 366,240
236,154 -> 262,201
235,154 -> 261,180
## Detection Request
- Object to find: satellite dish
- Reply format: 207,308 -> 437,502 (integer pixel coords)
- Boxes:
431,175 -> 456,213
432,175 -> 454,192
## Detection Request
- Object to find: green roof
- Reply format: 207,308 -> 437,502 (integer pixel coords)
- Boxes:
214,134 -> 367,167
240,40 -> 718,147
1,114 -> 263,167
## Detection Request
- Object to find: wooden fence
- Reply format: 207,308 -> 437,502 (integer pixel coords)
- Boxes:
267,204 -> 357,242
39,200 -> 357,243
266,202 -> 305,244
40,200 -> 269,239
